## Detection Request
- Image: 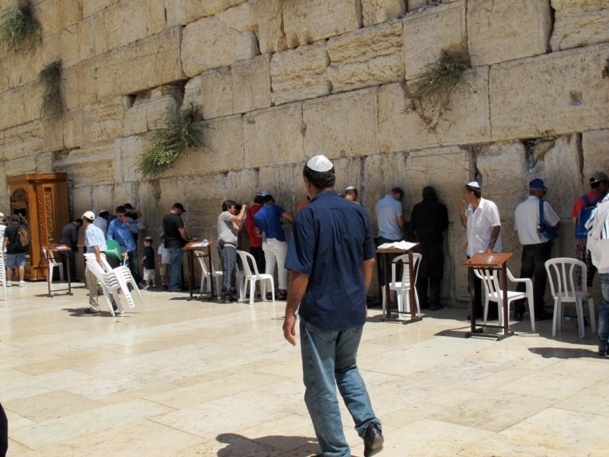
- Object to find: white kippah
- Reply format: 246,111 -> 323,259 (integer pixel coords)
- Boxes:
466,181 -> 480,189
346,186 -> 356,191
307,155 -> 333,172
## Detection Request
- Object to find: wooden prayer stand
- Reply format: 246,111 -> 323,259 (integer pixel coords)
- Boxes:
43,244 -> 73,297
376,242 -> 421,324
184,241 -> 214,301
463,252 -> 513,340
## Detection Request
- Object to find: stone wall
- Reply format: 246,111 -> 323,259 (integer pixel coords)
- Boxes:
1,0 -> 608,303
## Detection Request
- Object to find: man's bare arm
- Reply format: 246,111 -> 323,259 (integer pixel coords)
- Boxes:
362,258 -> 375,291
283,271 -> 309,346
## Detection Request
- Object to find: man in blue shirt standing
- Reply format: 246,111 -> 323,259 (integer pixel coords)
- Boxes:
107,205 -> 142,287
284,155 -> 383,457
254,194 -> 293,300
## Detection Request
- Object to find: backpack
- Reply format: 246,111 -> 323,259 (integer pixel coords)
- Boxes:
575,194 -> 603,240
16,225 -> 30,249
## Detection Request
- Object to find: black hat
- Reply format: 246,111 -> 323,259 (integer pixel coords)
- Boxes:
172,202 -> 187,212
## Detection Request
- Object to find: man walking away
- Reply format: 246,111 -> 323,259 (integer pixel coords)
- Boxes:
284,155 -> 384,457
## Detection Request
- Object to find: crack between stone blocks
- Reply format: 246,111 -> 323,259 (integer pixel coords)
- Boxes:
487,66 -> 493,142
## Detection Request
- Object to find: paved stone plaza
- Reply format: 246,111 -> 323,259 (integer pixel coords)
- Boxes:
1,282 -> 608,456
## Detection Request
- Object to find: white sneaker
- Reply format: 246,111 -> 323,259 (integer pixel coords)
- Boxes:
5,282 -> 11,287
19,281 -> 25,287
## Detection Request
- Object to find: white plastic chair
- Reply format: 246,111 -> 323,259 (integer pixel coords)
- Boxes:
98,255 -> 143,307
0,253 -> 7,301
473,268 -> 536,333
545,258 -> 596,339
195,251 -> 222,297
236,250 -> 275,304
382,253 -> 422,315
42,247 -> 63,282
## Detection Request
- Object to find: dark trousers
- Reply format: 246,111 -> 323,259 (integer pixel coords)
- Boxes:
60,251 -> 76,281
249,246 -> 266,274
0,402 -> 7,457
220,243 -> 237,298
377,236 -> 403,286
416,277 -> 441,309
468,256 -> 498,319
515,241 -> 552,315
126,250 -> 142,285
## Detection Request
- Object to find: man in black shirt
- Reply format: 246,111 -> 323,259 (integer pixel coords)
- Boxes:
162,203 -> 189,292
59,218 -> 82,281
3,215 -> 27,287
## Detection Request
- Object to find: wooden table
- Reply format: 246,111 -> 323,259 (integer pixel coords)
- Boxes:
463,252 -> 513,340
43,244 -> 73,297
376,242 -> 421,324
184,241 -> 214,300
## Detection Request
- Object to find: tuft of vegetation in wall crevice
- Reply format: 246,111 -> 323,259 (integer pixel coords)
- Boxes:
0,0 -> 41,52
137,104 -> 203,178
406,47 -> 471,134
39,60 -> 63,121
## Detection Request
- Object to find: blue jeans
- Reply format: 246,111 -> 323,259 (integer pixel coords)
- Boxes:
597,273 -> 609,349
300,319 -> 381,457
168,247 -> 183,291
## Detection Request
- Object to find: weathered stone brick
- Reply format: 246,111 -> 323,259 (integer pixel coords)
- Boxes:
403,0 -> 466,80
124,86 -> 181,135
183,75 -> 202,113
201,67 -> 234,120
83,96 -> 128,144
55,144 -> 116,186
182,3 -> 259,77
303,88 -> 378,160
490,43 -> 609,141
115,135 -> 144,183
582,130 -> 609,187
63,108 -> 84,149
468,0 -> 552,67
551,0 -> 609,51
252,0 -> 362,54
185,0 -> 248,22
190,115 -> 245,174
362,0 -> 405,26
258,165 -> 297,215
244,103 -> 304,168
77,13 -> 108,61
232,54 -> 272,114
1,121 -> 44,161
270,42 -> 330,105
327,20 -> 404,93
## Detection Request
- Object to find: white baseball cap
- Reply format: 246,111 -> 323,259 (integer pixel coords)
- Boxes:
82,211 -> 95,220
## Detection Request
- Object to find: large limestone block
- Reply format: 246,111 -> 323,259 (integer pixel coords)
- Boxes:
36,151 -> 54,173
244,103 -> 304,168
4,157 -> 39,177
37,0 -> 60,37
378,68 -> 490,152
1,121 -> 43,161
175,174 -> 225,228
55,144 -> 116,186
124,86 -> 181,135
224,168 -> 260,208
490,43 -> 609,141
77,13 -> 108,61
270,42 -> 330,105
103,0 -> 150,50
362,0 -> 405,26
582,130 -> 609,187
185,0 -> 248,22
92,185 -> 116,217
252,0 -> 362,54
183,75 -> 202,112
363,152 -> 408,233
551,0 -> 609,51
57,0 -> 83,29
181,3 -> 259,77
332,157 -> 364,203
190,115 -> 245,174
303,88 -> 378,159
0,82 -> 43,131
403,0 -> 466,80
110,27 -> 185,96
232,54 -> 272,114
258,165 -> 297,216
2,41 -> 43,90
115,135 -> 144,183
405,146 -> 468,222
201,67 -> 234,120
327,20 -> 404,93
468,0 -> 552,66
476,143 -> 528,214
83,96 -> 129,145
57,24 -> 80,68
82,0 -> 117,17
63,108 -> 84,149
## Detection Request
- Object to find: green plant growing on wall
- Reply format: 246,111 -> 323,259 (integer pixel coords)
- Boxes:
407,48 -> 471,134
39,60 -> 63,120
603,58 -> 609,79
137,105 -> 202,178
0,0 -> 41,51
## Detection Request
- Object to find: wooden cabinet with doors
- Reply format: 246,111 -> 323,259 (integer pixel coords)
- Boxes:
7,173 -> 69,281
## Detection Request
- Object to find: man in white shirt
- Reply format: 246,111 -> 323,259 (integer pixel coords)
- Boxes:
459,181 -> 502,319
514,179 -> 560,321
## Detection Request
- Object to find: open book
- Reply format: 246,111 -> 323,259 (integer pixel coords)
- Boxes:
377,241 -> 417,251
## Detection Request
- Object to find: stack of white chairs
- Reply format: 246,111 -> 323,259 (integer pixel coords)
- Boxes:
195,251 -> 223,297
0,253 -> 7,301
42,247 -> 64,282
382,253 -> 422,315
236,250 -> 275,304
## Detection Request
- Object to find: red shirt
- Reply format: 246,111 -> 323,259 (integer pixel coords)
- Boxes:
572,189 -> 604,220
245,204 -> 263,248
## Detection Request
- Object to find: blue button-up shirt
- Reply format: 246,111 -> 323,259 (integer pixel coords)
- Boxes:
254,204 -> 287,242
107,217 -> 138,253
85,224 -> 106,254
286,190 -> 376,331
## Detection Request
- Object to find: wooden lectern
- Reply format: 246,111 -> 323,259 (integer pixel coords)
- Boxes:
7,173 -> 69,281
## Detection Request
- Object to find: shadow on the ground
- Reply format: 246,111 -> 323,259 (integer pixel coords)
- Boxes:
528,347 -> 602,359
215,432 -> 318,456
61,307 -> 132,318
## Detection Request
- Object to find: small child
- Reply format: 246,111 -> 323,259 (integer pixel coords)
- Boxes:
158,234 -> 171,290
140,236 -> 156,289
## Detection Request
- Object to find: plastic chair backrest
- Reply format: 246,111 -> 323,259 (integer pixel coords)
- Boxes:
195,251 -> 210,275
473,268 -> 503,301
105,240 -> 123,262
545,257 -> 586,299
392,253 -> 422,285
237,250 -> 260,277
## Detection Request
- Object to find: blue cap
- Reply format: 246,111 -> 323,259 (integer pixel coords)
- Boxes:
529,178 -> 547,190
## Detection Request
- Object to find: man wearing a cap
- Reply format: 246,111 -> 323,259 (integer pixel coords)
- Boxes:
572,172 -> 609,289
460,181 -> 502,319
82,211 -> 107,314
59,218 -> 83,282
514,179 -> 560,321
93,210 -> 110,238
245,193 -> 266,274
3,214 -> 28,287
162,203 -> 189,292
284,155 -> 384,457
345,186 -> 359,204
108,205 -> 143,288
